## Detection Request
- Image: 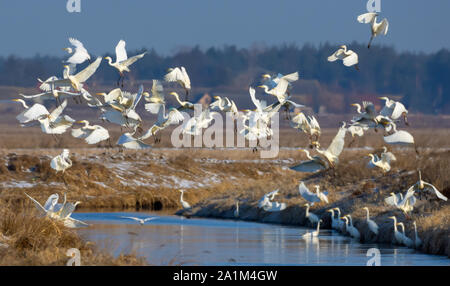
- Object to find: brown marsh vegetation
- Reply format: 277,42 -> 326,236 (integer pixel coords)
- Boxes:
0,128 -> 449,263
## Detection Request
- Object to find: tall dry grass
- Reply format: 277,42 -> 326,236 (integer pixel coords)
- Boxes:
0,207 -> 146,265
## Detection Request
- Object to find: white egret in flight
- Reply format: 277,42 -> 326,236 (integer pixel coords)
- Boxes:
12,99 -> 49,125
144,80 -> 166,114
315,122 -> 347,168
258,71 -> 299,103
117,131 -> 151,150
357,12 -> 389,48
328,45 -> 359,70
379,96 -> 409,125
290,112 -> 321,148
367,147 -> 397,173
25,193 -> 87,228
71,120 -> 110,145
96,88 -> 124,105
290,149 -> 329,173
169,91 -> 194,111
42,57 -> 102,92
406,170 -> 448,201
50,149 -> 72,173
164,67 -> 191,100
121,216 -> 159,226
141,104 -> 184,143
383,122 -> 415,145
105,40 -> 147,87
298,182 -> 326,206
37,99 -> 75,135
63,38 -> 91,73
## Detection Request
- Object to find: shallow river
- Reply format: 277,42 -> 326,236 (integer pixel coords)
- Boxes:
73,212 -> 449,266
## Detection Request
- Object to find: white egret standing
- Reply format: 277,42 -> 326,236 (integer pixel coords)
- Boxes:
413,221 -> 422,249
179,189 -> 191,210
304,203 -> 319,226
234,201 -> 239,218
362,207 -> 379,235
388,216 -> 404,245
302,219 -> 322,239
397,222 -> 414,248
342,215 -> 360,240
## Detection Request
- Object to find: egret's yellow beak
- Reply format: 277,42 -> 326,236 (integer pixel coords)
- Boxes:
12,99 -> 20,102
257,85 -> 264,88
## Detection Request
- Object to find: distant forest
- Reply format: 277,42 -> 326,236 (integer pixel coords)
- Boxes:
0,42 -> 449,114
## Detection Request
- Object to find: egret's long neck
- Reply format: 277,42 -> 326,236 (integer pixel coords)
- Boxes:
17,100 -> 28,109
180,191 -> 184,202
392,218 -> 397,231
261,85 -> 270,93
354,104 -> 361,114
173,93 -> 184,106
365,209 -> 370,220
302,150 -> 313,160
106,57 -> 114,66
329,210 -> 335,221
398,223 -> 405,235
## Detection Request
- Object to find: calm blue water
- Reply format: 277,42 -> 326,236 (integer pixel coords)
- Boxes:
73,212 -> 450,266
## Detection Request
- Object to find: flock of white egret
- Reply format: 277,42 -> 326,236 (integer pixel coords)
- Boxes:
5,10 -> 447,253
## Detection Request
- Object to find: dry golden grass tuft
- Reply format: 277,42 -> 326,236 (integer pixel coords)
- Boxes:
0,208 -> 146,266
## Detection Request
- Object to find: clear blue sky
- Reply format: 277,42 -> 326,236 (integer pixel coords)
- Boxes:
0,0 -> 449,57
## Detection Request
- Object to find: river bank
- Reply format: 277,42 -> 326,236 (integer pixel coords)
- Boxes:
0,147 -> 448,263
